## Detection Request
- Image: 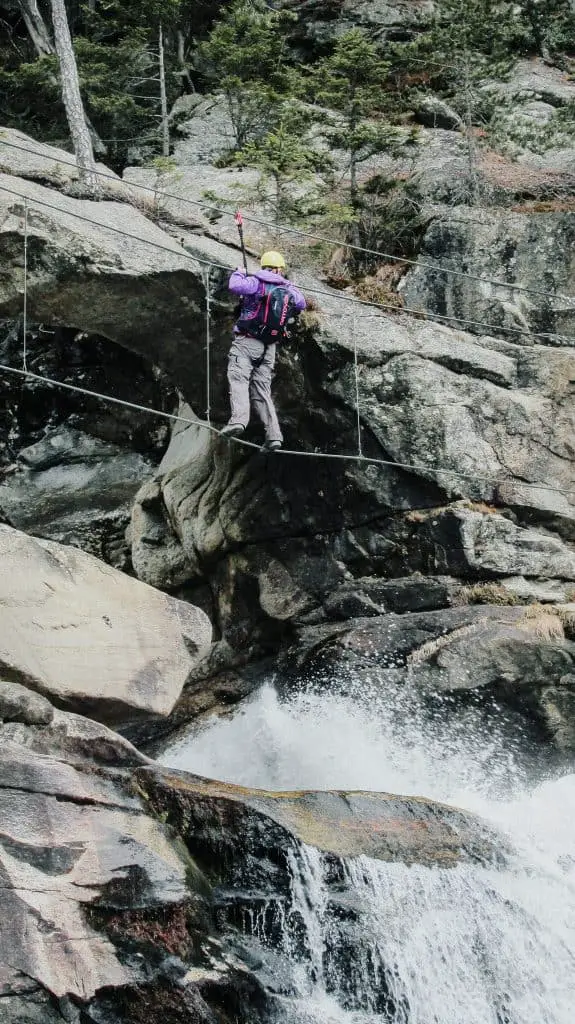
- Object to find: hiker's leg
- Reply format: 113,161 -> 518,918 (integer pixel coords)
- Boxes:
227,336 -> 253,429
250,344 -> 283,443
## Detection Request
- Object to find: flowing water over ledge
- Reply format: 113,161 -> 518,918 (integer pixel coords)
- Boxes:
160,682 -> 575,1023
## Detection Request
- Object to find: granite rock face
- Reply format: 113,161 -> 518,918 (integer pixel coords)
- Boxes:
0,327 -> 177,566
400,206 -> 575,343
0,170 -> 232,383
0,127 -> 574,752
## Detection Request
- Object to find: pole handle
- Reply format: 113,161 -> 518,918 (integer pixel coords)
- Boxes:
235,209 -> 248,273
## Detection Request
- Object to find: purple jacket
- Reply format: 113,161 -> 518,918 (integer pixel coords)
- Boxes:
229,269 -> 306,334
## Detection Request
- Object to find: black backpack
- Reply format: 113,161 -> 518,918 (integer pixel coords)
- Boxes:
238,282 -> 298,344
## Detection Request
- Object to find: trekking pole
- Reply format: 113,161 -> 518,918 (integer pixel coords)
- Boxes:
234,210 -> 249,273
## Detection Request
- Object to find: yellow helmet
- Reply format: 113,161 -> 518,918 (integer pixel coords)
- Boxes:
261,250 -> 286,270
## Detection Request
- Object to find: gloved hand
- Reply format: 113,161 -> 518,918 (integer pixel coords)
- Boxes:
299,309 -> 322,332
235,266 -> 247,275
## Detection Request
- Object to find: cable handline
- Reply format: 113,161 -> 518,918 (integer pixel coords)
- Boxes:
2,135 -> 575,309
204,267 -> 212,426
22,199 -> 28,373
1,361 -> 574,502
0,180 -> 572,346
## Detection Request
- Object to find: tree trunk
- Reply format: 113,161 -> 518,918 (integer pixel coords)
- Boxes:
349,148 -> 358,207
49,0 -> 98,192
158,23 -> 170,158
17,0 -> 54,56
176,29 -> 194,92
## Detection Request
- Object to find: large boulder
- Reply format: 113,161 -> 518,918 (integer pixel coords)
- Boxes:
475,59 -> 575,173
170,94 -> 236,166
488,58 -> 575,109
0,742 -> 189,1004
130,303 -> 575,643
0,524 -> 212,724
0,427 -> 151,566
0,127 -> 129,199
413,506 -> 575,579
1,131 -> 574,668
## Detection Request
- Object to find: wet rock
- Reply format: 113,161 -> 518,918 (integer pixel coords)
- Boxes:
0,524 -> 212,725
0,328 -> 176,566
136,765 -> 501,868
323,574 -> 455,619
408,606 -> 575,754
324,588 -> 386,619
1,703 -> 150,767
0,427 -> 151,563
0,704 -> 271,1023
284,604 -> 523,675
284,603 -> 575,757
0,743 -> 183,1001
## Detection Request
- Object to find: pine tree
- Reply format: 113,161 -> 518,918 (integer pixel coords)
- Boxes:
198,0 -> 296,149
310,29 -> 404,206
236,108 -> 325,229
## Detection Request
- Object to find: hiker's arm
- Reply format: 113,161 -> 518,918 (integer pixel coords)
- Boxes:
289,285 -> 307,312
229,270 -> 260,296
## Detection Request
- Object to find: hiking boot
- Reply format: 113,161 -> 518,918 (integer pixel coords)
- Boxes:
262,439 -> 282,452
220,423 -> 245,439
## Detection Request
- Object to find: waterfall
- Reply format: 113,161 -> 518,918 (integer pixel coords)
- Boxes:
161,683 -> 575,1023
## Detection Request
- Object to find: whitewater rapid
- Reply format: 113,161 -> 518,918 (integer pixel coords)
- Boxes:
160,682 -> 575,1023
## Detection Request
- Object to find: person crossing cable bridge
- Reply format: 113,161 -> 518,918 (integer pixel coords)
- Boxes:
221,250 -> 306,452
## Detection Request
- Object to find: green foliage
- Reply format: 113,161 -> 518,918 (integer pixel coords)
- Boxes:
197,0 -> 297,147
309,30 -> 405,203
0,54 -> 63,145
359,174 -> 427,263
519,0 -> 575,57
234,104 -> 328,224
0,0 -> 189,168
389,0 -> 575,112
146,156 -> 183,220
487,98 -> 575,156
76,32 -> 173,168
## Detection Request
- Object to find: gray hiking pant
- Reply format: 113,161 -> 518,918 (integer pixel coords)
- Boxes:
227,334 -> 283,443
